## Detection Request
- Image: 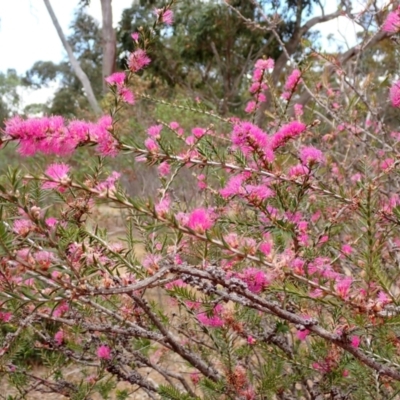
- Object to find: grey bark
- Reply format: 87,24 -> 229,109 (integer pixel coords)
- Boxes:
43,0 -> 102,115
100,0 -> 117,93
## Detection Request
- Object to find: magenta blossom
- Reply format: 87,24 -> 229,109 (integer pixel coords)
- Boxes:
383,10 -> 400,33
254,58 -> 274,71
299,146 -> 325,166
197,304 -> 224,328
118,87 -> 135,104
284,69 -> 302,91
97,345 -> 112,360
155,8 -> 174,25
186,208 -> 215,233
128,49 -> 151,72
390,81 -> 400,107
105,72 -> 126,86
271,121 -> 306,150
237,268 -> 270,293
42,163 -> 70,192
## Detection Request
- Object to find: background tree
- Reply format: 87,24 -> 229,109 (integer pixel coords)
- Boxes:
26,9 -> 103,117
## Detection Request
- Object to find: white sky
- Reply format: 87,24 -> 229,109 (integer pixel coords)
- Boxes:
0,0 -> 362,108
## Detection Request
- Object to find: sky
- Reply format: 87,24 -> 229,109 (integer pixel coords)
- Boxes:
0,0 -> 362,108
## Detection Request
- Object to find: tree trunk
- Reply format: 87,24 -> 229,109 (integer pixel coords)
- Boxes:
100,0 -> 117,93
43,0 -> 102,115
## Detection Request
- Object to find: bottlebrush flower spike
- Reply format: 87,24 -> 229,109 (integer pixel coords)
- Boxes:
284,69 -> 302,91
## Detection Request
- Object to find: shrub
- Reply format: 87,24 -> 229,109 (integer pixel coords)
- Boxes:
1,4 -> 400,400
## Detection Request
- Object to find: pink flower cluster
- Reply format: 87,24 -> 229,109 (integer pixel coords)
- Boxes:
299,146 -> 325,166
245,58 -> 274,114
270,121 -> 307,150
105,71 -> 135,104
155,8 -> 174,25
5,115 -> 118,157
282,69 -> 302,100
42,163 -> 70,192
94,171 -> 121,196
231,121 -> 274,163
186,208 -> 215,233
390,81 -> 400,108
97,345 -> 112,360
128,49 -> 151,73
197,304 -> 224,327
237,268 -> 270,293
383,8 -> 400,33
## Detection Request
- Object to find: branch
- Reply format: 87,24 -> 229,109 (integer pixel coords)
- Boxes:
293,29 -> 391,113
43,0 -> 102,115
100,0 -> 116,93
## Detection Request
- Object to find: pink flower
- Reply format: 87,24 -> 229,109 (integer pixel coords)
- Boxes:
45,218 -> 58,228
380,158 -> 394,171
271,121 -> 306,150
284,69 -> 302,91
54,330 -> 64,345
390,81 -> 400,107
238,268 -> 270,293
245,101 -> 257,113
296,329 -> 310,341
97,345 -> 111,360
13,219 -> 35,236
94,171 -> 121,196
299,146 -> 325,166
231,121 -> 274,162
220,174 -> 246,198
294,103 -> 303,117
192,127 -> 206,138
148,125 -> 163,138
254,58 -> 274,71
351,173 -> 362,182
247,336 -> 256,345
144,138 -> 159,152
335,276 -> 352,299
351,335 -> 360,348
53,302 -> 69,318
383,10 -> 400,33
377,291 -> 391,307
42,163 -> 70,192
244,185 -> 274,203
142,254 -> 162,272
197,305 -> 224,327
105,72 -> 126,86
170,121 -> 180,130
190,372 -> 200,385
186,208 -> 214,233
0,312 -> 12,322
341,244 -> 353,255
118,87 -> 135,104
288,164 -> 309,178
155,196 -> 170,216
34,251 -> 54,269
131,32 -> 139,41
155,8 -> 174,25
128,49 -> 151,72
158,162 -> 171,176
